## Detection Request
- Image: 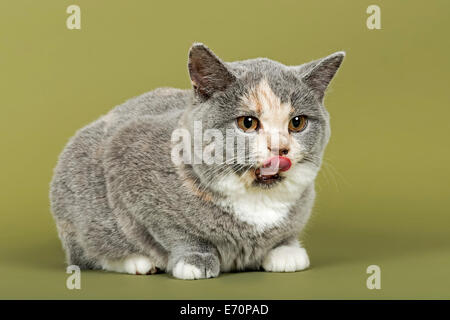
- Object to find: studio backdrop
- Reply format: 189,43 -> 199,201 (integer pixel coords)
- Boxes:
0,0 -> 449,299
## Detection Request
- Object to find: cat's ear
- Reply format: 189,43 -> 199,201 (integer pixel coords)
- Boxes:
297,51 -> 345,101
188,43 -> 236,100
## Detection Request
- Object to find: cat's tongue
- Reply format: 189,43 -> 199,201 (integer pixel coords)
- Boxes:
260,156 -> 292,175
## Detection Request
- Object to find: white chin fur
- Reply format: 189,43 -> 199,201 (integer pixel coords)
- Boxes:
212,162 -> 317,232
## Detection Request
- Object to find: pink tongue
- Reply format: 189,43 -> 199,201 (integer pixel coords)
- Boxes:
261,156 -> 292,175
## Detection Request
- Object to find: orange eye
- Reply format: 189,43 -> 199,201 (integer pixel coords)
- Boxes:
289,116 -> 308,132
237,116 -> 259,132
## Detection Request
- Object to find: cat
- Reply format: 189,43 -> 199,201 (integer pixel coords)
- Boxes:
50,43 -> 344,279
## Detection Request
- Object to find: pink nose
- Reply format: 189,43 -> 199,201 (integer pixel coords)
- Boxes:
261,156 -> 292,175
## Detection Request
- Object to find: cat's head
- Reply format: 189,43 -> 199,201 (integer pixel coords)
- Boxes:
181,43 -> 344,193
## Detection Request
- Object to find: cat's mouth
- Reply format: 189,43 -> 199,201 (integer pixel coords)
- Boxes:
253,156 -> 292,186
254,167 -> 282,185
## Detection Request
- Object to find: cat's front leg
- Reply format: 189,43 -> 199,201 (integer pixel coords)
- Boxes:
169,246 -> 220,280
262,239 -> 310,272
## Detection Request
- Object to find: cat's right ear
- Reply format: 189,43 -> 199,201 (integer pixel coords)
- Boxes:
188,43 -> 236,101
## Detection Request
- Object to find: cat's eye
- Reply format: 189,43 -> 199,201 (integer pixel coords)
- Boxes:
237,116 -> 259,132
289,115 -> 308,132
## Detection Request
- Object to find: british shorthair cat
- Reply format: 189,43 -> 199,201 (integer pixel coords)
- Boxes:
50,43 -> 344,279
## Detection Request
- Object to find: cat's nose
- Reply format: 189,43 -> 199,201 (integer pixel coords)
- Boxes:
266,131 -> 290,156
268,146 -> 290,156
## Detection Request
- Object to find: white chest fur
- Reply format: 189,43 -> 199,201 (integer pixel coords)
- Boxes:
213,164 -> 317,232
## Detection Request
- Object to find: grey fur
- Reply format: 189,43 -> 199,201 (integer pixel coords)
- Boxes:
50,43 -> 344,278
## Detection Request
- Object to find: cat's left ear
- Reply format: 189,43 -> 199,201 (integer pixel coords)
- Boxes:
296,51 -> 345,101
188,43 -> 236,101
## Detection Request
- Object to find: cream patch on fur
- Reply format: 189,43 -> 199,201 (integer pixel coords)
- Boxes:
243,78 -> 291,114
213,163 -> 317,232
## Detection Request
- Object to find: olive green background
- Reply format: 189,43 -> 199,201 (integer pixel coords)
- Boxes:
1,0 -> 449,299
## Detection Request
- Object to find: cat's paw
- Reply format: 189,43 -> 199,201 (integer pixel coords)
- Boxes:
102,255 -> 158,275
172,252 -> 220,280
262,245 -> 310,272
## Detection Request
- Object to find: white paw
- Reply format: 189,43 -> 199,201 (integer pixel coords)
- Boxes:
172,260 -> 204,280
102,255 -> 157,275
262,245 -> 310,272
